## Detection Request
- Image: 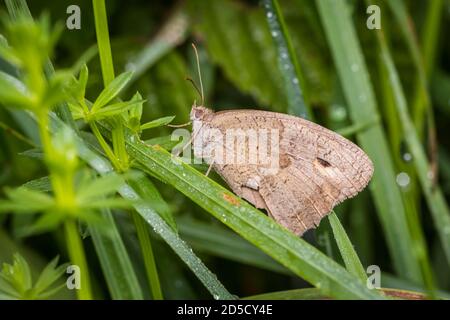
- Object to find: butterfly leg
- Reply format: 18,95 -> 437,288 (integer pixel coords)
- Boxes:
205,159 -> 215,177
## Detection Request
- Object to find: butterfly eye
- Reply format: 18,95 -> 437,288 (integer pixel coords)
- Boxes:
194,108 -> 204,119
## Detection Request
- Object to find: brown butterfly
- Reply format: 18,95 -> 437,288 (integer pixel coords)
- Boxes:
186,44 -> 373,236
190,106 -> 374,235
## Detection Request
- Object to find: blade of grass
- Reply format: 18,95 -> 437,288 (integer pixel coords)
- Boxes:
244,288 -> 324,300
316,0 -> 422,283
372,18 -> 450,272
177,217 -> 290,275
387,0 -> 438,136
130,208 -> 163,299
262,0 -> 310,117
328,213 -> 367,282
264,0 -> 367,281
89,211 -> 144,300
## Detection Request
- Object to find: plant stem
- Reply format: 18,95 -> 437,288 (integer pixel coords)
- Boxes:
92,0 -> 129,172
92,0 -> 115,86
64,219 -> 93,300
38,112 -> 93,300
92,0 -> 161,297
90,121 -> 121,170
131,211 -> 163,299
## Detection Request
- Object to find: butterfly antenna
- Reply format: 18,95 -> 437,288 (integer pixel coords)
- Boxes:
186,76 -> 203,104
191,43 -> 205,106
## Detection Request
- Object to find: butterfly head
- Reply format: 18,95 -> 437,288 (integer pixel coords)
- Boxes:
190,105 -> 213,121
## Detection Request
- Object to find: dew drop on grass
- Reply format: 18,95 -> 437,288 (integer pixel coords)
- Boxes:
396,172 -> 410,188
266,11 -> 273,19
292,77 -> 299,84
271,31 -> 278,37
402,152 -> 412,162
330,104 -> 347,121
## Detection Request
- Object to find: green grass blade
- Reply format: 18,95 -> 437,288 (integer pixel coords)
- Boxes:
92,0 -> 115,86
316,0 -> 422,283
89,210 -> 144,300
374,24 -> 450,269
329,213 -> 367,282
126,137 -> 384,299
262,0 -> 309,117
130,210 -> 163,300
244,288 -> 324,300
178,217 -> 290,275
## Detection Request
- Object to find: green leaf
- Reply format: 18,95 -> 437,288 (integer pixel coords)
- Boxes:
140,116 -> 175,131
0,187 -> 54,214
91,71 -> 133,112
76,173 -> 125,202
33,256 -> 69,297
77,64 -> 89,101
0,71 -> 32,109
127,92 -> 143,133
1,253 -> 32,298
90,99 -> 145,121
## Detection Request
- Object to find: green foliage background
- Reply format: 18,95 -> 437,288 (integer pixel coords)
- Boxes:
0,0 -> 449,299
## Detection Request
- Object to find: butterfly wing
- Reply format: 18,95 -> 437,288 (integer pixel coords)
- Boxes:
204,109 -> 373,235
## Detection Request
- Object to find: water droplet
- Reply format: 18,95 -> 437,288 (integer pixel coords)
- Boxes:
396,172 -> 410,187
266,12 -> 273,19
271,31 -> 278,37
402,152 -> 412,162
213,294 -> 220,300
283,63 -> 290,70
292,77 -> 299,84
331,104 -> 347,121
281,52 -> 288,59
351,64 -> 359,72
